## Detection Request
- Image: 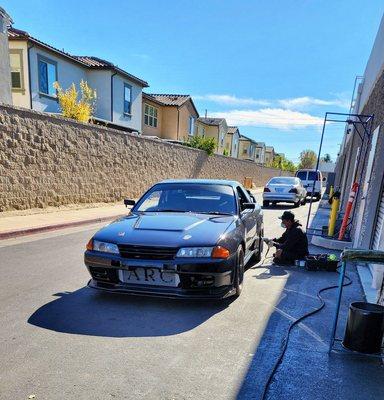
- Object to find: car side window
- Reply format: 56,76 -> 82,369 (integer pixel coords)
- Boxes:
236,186 -> 251,211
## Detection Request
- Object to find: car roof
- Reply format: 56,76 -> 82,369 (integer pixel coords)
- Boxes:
268,176 -> 296,182
158,179 -> 241,188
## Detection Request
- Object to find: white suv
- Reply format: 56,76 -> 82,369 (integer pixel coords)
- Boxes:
295,169 -> 323,201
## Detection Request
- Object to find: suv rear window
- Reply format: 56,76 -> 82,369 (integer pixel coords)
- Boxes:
308,171 -> 319,181
296,171 -> 307,180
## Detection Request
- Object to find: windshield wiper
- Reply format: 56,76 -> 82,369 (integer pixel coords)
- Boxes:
152,209 -> 187,213
197,211 -> 234,216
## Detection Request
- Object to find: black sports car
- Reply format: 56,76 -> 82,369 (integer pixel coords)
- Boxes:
84,179 -> 263,299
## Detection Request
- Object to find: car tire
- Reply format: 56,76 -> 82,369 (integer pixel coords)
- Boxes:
249,236 -> 263,265
263,200 -> 269,207
234,246 -> 245,297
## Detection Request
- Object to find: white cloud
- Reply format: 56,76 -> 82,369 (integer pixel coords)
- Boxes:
194,93 -> 350,110
211,108 -> 324,130
194,94 -> 270,106
278,96 -> 349,109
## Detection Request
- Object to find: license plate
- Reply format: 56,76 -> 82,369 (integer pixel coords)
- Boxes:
276,188 -> 284,193
118,267 -> 180,287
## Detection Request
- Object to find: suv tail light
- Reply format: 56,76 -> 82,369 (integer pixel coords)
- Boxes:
263,187 -> 271,192
289,188 -> 298,194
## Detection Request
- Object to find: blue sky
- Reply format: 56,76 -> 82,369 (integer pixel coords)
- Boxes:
3,0 -> 384,163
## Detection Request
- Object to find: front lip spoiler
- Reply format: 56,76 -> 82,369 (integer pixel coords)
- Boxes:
87,279 -> 235,300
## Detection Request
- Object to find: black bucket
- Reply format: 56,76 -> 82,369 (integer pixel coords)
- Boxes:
342,302 -> 384,354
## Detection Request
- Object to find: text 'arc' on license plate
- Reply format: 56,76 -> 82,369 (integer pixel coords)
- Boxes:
118,267 -> 180,287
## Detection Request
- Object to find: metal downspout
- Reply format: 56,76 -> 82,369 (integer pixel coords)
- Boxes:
27,44 -> 34,109
177,107 -> 180,140
110,72 -> 117,122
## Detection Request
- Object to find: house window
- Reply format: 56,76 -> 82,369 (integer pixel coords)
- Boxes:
10,50 -> 24,91
189,116 -> 195,136
144,103 -> 158,127
38,56 -> 57,97
243,147 -> 248,155
220,131 -> 224,146
124,84 -> 132,115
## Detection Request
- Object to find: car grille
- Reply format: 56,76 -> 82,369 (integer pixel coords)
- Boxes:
117,244 -> 178,260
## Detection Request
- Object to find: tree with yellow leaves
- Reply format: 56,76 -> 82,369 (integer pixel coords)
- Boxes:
53,80 -> 97,123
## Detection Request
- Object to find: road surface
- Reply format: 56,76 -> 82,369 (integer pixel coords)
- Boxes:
1,198 -> 318,400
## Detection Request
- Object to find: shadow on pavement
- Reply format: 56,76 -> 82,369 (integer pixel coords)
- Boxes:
262,204 -> 297,210
28,287 -> 231,337
236,205 -> 384,400
251,263 -> 289,279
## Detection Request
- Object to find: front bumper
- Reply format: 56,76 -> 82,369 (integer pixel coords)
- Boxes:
84,251 -> 236,299
263,193 -> 299,203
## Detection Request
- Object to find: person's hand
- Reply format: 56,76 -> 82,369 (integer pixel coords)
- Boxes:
275,249 -> 282,258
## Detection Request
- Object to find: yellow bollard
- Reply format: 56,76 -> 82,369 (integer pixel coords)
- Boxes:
329,185 -> 334,199
328,193 -> 340,237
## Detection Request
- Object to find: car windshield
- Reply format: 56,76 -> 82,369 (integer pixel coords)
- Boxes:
268,177 -> 296,185
134,183 -> 237,215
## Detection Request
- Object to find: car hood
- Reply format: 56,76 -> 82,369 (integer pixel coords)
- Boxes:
93,212 -> 236,247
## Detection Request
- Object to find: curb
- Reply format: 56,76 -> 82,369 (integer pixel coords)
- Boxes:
311,235 -> 351,250
0,213 -> 126,240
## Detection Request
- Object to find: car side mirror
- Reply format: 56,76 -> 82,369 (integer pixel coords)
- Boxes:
242,202 -> 256,210
124,199 -> 136,207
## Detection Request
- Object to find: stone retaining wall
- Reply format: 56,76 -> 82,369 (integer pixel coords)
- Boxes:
0,104 -> 290,211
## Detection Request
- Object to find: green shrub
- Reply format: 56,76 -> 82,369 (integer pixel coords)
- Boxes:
186,136 -> 216,155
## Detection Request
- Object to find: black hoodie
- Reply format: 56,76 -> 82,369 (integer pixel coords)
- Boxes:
274,221 -> 309,258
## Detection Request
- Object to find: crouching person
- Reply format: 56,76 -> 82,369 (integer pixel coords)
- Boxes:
273,211 -> 309,265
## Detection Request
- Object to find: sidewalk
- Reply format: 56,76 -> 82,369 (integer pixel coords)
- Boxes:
240,205 -> 384,400
0,187 -> 264,240
0,203 -> 127,239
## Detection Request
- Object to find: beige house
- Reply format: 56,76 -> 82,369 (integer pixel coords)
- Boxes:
255,142 -> 266,165
238,135 -> 257,161
195,117 -> 228,155
225,126 -> 240,158
142,93 -> 199,141
265,146 -> 275,165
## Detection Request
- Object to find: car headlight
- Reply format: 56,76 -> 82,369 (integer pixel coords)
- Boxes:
176,247 -> 214,258
176,246 -> 230,259
92,240 -> 119,254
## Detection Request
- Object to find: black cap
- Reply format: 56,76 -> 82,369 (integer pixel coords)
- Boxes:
278,211 -> 295,221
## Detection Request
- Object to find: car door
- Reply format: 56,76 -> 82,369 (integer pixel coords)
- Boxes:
236,185 -> 258,250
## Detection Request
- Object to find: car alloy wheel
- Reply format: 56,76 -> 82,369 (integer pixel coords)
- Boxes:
250,233 -> 263,265
234,246 -> 245,297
